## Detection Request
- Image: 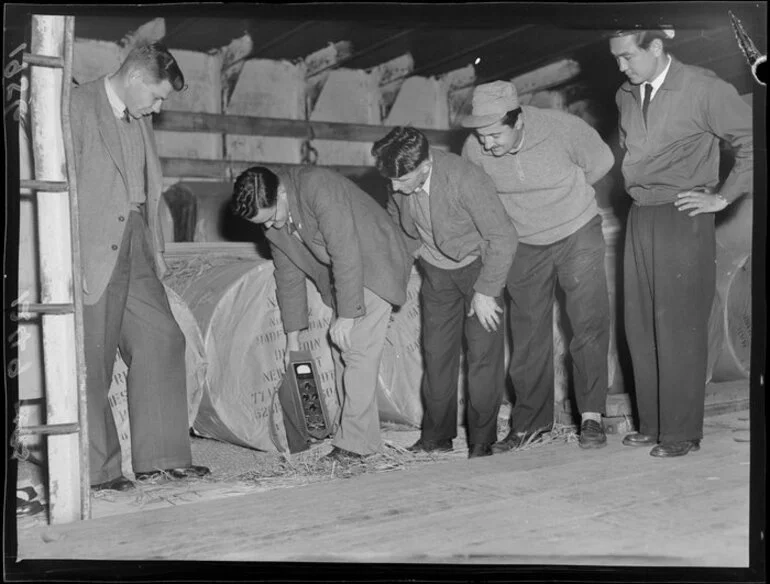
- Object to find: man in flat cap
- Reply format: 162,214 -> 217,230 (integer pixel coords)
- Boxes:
461,80 -> 615,452
609,29 -> 752,457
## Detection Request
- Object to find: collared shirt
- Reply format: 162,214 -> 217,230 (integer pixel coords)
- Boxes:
616,56 -> 752,205
408,163 -> 478,269
104,76 -> 127,120
105,76 -> 146,206
641,54 -> 672,107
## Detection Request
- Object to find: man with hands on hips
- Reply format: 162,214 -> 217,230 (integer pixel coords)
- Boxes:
372,126 -> 518,459
230,165 -> 411,461
609,27 -> 752,457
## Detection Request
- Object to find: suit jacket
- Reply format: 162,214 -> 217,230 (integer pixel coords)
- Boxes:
388,148 -> 518,297
265,166 -> 411,333
70,77 -> 165,305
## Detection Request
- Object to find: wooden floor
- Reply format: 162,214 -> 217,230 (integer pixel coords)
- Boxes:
16,409 -> 751,567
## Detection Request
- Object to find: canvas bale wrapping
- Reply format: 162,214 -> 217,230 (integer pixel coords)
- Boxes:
165,257 -> 339,452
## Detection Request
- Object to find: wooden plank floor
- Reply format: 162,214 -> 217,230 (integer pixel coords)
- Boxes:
17,410 -> 751,566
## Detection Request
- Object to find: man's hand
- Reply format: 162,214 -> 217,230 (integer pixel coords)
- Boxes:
467,292 -> 502,333
284,331 -> 300,370
674,188 -> 728,216
329,316 -> 356,352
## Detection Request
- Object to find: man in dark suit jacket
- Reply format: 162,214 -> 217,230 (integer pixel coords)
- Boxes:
71,43 -> 208,491
371,127 -> 519,458
231,165 -> 412,460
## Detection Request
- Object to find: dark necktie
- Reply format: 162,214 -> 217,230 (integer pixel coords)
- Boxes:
122,108 -> 130,123
642,83 -> 652,124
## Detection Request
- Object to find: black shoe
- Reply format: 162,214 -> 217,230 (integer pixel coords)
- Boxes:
468,443 -> 493,458
324,446 -> 366,461
407,438 -> 453,453
622,432 -> 657,447
492,427 -> 548,454
135,465 -> 211,481
578,419 -> 607,449
91,476 -> 135,492
650,439 -> 701,458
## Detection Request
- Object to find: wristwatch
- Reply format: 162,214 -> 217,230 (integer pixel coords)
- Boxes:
714,193 -> 728,205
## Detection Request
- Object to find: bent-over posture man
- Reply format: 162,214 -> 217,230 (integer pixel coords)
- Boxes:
609,28 -> 752,457
462,80 -> 615,451
231,165 -> 411,460
71,43 -> 209,491
372,127 -> 518,458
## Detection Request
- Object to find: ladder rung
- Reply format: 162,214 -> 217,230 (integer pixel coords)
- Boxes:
18,423 -> 80,436
20,179 -> 69,191
16,303 -> 75,316
22,52 -> 64,68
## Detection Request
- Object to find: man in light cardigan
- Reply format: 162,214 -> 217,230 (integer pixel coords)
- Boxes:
461,81 -> 615,452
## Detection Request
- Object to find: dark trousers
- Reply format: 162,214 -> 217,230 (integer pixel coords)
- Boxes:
83,212 -> 191,484
506,215 -> 610,433
624,203 -> 715,443
418,258 -> 505,446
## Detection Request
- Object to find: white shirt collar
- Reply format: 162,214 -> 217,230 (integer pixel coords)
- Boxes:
420,163 -> 433,195
645,55 -> 672,101
104,76 -> 127,119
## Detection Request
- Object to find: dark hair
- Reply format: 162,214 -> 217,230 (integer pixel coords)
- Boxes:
230,166 -> 280,220
121,42 -> 185,91
611,30 -> 669,52
371,126 -> 430,179
501,107 -> 523,128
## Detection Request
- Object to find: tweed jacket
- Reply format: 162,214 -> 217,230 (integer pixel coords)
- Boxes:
265,166 -> 412,333
387,148 -> 518,297
70,77 -> 165,305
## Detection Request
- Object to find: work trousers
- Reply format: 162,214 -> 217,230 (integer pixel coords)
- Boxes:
506,215 -> 610,433
331,287 -> 393,455
624,203 -> 715,443
83,211 -> 191,484
418,257 -> 505,446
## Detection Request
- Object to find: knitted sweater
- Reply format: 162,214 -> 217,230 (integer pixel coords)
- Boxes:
462,105 -> 614,245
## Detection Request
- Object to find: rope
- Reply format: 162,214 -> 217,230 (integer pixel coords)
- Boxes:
300,98 -> 318,165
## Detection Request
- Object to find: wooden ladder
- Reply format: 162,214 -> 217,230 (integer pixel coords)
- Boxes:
16,14 -> 90,523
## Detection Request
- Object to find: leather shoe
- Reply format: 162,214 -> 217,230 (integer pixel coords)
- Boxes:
324,446 -> 366,461
578,419 -> 607,449
135,465 -> 211,481
468,443 -> 493,458
492,427 -> 548,454
408,437 -> 453,453
622,433 -> 657,447
91,476 -> 135,492
650,439 -> 701,458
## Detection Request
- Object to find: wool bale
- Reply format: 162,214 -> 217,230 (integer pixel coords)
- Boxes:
441,65 -> 476,129
154,49 -> 223,160
371,53 -> 415,121
512,59 -> 580,96
164,257 -> 339,452
304,41 -> 353,112
385,76 -> 449,131
310,68 -> 380,166
225,59 -> 305,164
73,39 -> 120,84
117,18 -> 165,60
707,196 -> 753,382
